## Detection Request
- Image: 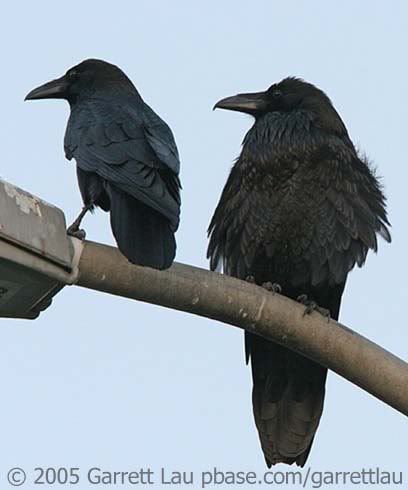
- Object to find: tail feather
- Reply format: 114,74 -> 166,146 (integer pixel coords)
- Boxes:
107,184 -> 176,269
247,283 -> 344,466
249,333 -> 326,467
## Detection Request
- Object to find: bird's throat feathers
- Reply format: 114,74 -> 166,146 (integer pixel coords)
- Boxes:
241,110 -> 314,163
240,106 -> 353,167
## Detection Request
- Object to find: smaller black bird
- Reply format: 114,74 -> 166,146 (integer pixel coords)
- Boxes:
25,59 -> 181,270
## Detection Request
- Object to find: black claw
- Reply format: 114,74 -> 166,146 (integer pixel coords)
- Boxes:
262,282 -> 282,294
297,294 -> 308,304
297,294 -> 330,320
66,205 -> 92,240
67,227 -> 86,240
321,308 -> 331,321
303,301 -> 318,316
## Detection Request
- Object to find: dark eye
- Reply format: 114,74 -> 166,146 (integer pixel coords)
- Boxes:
68,70 -> 78,78
272,90 -> 282,98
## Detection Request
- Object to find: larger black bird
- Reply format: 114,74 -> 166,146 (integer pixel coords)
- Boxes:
26,59 -> 181,270
208,78 -> 390,466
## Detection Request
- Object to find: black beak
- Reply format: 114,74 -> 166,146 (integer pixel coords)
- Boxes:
213,91 -> 268,115
25,75 -> 69,101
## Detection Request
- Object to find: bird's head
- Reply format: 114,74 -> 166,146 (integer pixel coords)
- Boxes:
214,77 -> 347,134
25,59 -> 138,105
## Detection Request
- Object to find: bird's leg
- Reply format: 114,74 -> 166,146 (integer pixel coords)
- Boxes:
67,205 -> 92,240
261,282 -> 282,294
297,294 -> 330,320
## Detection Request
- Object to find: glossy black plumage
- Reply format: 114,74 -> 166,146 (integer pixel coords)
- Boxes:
26,59 -> 181,269
208,78 -> 390,466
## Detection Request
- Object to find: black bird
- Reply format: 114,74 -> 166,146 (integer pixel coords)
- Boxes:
26,59 -> 181,270
208,78 -> 390,466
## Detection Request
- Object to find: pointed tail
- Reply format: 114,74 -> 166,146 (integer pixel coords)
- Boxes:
247,332 -> 327,466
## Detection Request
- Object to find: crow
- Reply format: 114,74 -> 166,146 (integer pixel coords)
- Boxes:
208,78 -> 390,466
25,59 -> 181,270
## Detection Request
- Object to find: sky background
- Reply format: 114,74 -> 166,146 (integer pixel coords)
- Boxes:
1,1 -> 407,489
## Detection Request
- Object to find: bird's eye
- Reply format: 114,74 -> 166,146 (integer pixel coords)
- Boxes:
272,90 -> 282,98
68,70 -> 78,78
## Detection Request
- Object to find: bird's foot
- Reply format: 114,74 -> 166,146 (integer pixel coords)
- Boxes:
262,282 -> 282,294
297,294 -> 330,320
67,225 -> 86,240
245,275 -> 256,284
66,205 -> 91,240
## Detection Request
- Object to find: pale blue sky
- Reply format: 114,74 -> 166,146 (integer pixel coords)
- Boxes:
1,1 -> 407,489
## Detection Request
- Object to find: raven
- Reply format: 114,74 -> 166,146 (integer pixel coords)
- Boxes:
26,59 -> 181,270
208,78 -> 390,466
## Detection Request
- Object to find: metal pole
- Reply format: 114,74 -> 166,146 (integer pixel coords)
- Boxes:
74,240 -> 408,416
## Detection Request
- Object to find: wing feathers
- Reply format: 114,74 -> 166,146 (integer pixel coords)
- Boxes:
64,100 -> 181,231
